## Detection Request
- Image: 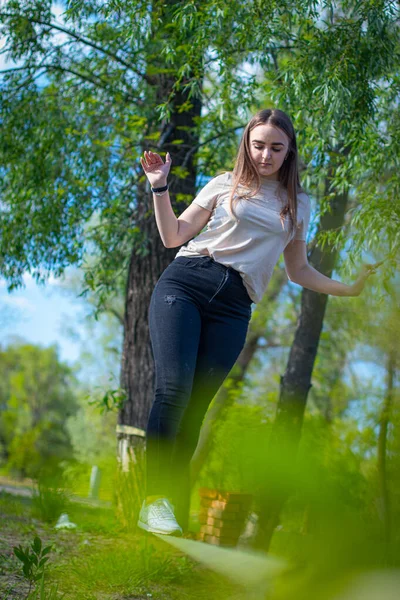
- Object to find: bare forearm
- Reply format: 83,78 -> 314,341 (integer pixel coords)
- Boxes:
151,179 -> 178,247
291,264 -> 353,296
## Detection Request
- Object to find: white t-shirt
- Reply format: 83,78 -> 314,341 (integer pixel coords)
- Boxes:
175,171 -> 311,303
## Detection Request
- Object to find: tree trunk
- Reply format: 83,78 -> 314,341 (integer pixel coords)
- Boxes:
117,57 -> 204,482
252,160 -> 350,552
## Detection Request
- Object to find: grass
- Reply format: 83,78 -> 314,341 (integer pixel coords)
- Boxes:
2,464 -> 399,600
0,490 -> 254,600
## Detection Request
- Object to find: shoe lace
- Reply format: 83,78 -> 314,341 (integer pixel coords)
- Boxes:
152,498 -> 176,520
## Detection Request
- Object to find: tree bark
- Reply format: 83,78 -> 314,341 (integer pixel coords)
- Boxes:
115,70 -> 204,525
116,0 -> 205,493
118,87 -> 203,425
252,160 -> 350,552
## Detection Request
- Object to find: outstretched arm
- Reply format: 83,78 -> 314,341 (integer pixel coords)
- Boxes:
283,239 -> 381,297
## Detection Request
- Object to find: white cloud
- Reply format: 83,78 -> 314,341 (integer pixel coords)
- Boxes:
47,274 -> 58,286
0,34 -> 13,70
52,2 -> 68,20
2,295 -> 36,313
0,273 -> 60,292
50,2 -> 70,45
20,273 -> 59,288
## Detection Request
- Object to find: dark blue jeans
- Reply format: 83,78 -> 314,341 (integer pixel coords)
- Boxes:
145,255 -> 252,529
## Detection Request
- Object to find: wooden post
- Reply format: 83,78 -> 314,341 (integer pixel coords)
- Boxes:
115,425 -> 146,531
88,465 -> 101,499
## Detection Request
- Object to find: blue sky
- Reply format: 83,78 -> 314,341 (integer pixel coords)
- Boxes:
0,270 -> 123,392
0,271 -> 85,365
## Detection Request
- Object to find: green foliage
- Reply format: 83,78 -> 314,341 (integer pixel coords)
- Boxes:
57,530 -> 196,594
1,490 -> 233,599
114,445 -> 146,533
10,532 -> 66,600
64,388 -> 118,480
200,403 -> 272,493
0,342 -> 79,479
87,385 -> 127,414
13,535 -> 53,598
26,575 -> 66,600
30,472 -> 72,523
133,537 -> 194,585
0,0 -> 398,302
0,6 -> 399,593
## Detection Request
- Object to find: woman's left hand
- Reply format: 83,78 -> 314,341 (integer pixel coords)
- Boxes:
348,260 -> 384,296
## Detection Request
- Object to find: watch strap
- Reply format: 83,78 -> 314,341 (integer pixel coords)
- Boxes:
151,183 -> 169,193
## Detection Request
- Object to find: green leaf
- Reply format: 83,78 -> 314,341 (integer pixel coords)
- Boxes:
32,536 -> 42,555
13,546 -> 27,562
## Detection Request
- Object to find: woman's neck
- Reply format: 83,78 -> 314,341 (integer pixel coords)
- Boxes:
259,174 -> 280,183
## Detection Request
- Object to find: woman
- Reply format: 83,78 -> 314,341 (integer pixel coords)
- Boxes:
137,108 -> 380,537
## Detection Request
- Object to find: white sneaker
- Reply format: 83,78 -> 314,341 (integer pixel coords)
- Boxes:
137,497 -> 183,535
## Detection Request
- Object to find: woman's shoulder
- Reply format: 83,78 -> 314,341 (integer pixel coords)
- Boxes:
296,189 -> 311,220
198,171 -> 232,192
213,171 -> 233,185
297,187 -> 310,204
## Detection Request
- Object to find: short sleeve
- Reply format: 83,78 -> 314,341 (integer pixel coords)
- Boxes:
192,173 -> 230,212
293,193 -> 311,241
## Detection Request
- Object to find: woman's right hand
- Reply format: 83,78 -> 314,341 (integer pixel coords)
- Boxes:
347,260 -> 383,296
140,150 -> 172,188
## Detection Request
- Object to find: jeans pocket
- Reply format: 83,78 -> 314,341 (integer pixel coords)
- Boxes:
173,256 -> 208,269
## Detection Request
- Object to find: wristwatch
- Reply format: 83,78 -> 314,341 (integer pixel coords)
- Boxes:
151,183 -> 169,195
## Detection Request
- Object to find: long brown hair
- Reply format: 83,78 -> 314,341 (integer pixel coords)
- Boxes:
225,108 -> 306,239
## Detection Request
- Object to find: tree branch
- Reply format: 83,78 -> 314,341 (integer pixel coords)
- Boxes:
0,11 -> 151,83
1,61 -> 144,105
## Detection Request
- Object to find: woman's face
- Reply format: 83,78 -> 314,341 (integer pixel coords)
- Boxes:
248,123 -> 290,181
